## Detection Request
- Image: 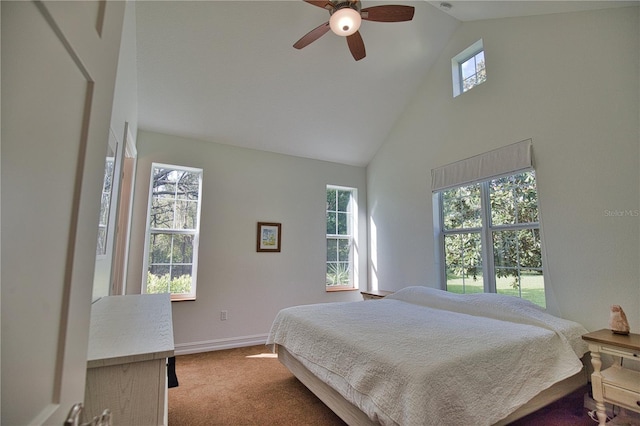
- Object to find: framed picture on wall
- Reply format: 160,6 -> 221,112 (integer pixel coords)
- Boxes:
257,222 -> 281,252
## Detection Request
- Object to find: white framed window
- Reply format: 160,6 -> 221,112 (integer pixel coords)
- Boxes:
97,154 -> 115,256
143,163 -> 203,301
96,129 -> 118,256
432,141 -> 545,307
326,185 -> 358,291
452,39 -> 486,97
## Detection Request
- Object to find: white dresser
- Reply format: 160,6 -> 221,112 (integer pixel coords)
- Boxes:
85,294 -> 175,425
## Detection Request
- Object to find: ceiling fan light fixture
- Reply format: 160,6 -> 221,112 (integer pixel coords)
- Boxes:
329,6 -> 362,37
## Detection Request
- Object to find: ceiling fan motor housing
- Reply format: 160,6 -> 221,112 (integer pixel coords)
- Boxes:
330,1 -> 362,15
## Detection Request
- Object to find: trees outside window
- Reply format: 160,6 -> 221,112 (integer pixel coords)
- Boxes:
326,186 -> 357,290
439,171 -> 545,307
97,155 -> 115,255
143,164 -> 202,300
452,39 -> 486,97
460,50 -> 486,93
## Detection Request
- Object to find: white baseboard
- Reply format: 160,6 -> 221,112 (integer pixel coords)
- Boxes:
174,333 -> 270,356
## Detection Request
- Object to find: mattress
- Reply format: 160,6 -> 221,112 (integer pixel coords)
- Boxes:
267,286 -> 588,426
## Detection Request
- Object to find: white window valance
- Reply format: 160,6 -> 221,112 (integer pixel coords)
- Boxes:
431,139 -> 533,192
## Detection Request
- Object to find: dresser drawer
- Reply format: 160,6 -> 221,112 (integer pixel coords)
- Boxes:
603,383 -> 640,412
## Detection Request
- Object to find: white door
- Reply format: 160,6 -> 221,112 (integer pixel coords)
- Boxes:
1,1 -> 124,424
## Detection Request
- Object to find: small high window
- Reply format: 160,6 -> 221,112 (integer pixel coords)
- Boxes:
452,39 -> 486,97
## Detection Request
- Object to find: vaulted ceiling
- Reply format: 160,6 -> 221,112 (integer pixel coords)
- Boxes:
135,1 -> 634,166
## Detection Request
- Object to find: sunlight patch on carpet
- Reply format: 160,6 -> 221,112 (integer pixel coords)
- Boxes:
246,353 -> 278,359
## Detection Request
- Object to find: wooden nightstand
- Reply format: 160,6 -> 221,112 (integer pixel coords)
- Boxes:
360,290 -> 394,300
582,329 -> 640,425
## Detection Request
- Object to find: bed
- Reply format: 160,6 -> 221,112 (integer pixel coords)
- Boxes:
266,286 -> 589,426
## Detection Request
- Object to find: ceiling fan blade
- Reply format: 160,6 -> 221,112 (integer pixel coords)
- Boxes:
293,22 -> 331,49
347,31 -> 366,61
361,5 -> 415,22
303,0 -> 334,10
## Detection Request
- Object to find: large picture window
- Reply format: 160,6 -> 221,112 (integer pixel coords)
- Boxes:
437,171 -> 545,307
143,163 -> 202,300
432,140 -> 545,307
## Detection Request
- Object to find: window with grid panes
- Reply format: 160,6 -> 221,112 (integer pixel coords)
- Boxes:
326,186 -> 357,290
452,39 -> 486,97
143,163 -> 202,300
438,171 -> 545,307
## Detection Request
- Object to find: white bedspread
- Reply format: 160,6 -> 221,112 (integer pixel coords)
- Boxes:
266,286 -> 588,426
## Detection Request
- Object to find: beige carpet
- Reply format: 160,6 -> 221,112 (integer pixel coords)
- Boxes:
168,345 -> 345,425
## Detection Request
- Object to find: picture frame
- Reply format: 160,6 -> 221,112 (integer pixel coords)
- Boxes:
257,222 -> 281,252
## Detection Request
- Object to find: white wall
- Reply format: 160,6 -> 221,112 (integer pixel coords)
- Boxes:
127,131 -> 367,352
110,0 -> 139,144
367,7 -> 640,332
93,0 -> 139,300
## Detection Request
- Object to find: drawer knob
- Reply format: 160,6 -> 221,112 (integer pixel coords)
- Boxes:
637,401 -> 640,407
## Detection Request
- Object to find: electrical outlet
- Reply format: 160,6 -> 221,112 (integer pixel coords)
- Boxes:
220,310 -> 228,321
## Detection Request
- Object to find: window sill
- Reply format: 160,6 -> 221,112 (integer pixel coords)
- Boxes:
170,295 -> 196,302
326,287 -> 358,292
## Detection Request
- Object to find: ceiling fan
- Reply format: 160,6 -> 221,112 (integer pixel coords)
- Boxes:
293,0 -> 415,61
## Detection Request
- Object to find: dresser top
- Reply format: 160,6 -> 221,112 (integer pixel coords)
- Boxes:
582,328 -> 640,351
87,294 -> 175,368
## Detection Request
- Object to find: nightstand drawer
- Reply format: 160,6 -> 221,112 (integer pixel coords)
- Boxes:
602,366 -> 640,393
601,345 -> 640,359
603,383 -> 640,411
